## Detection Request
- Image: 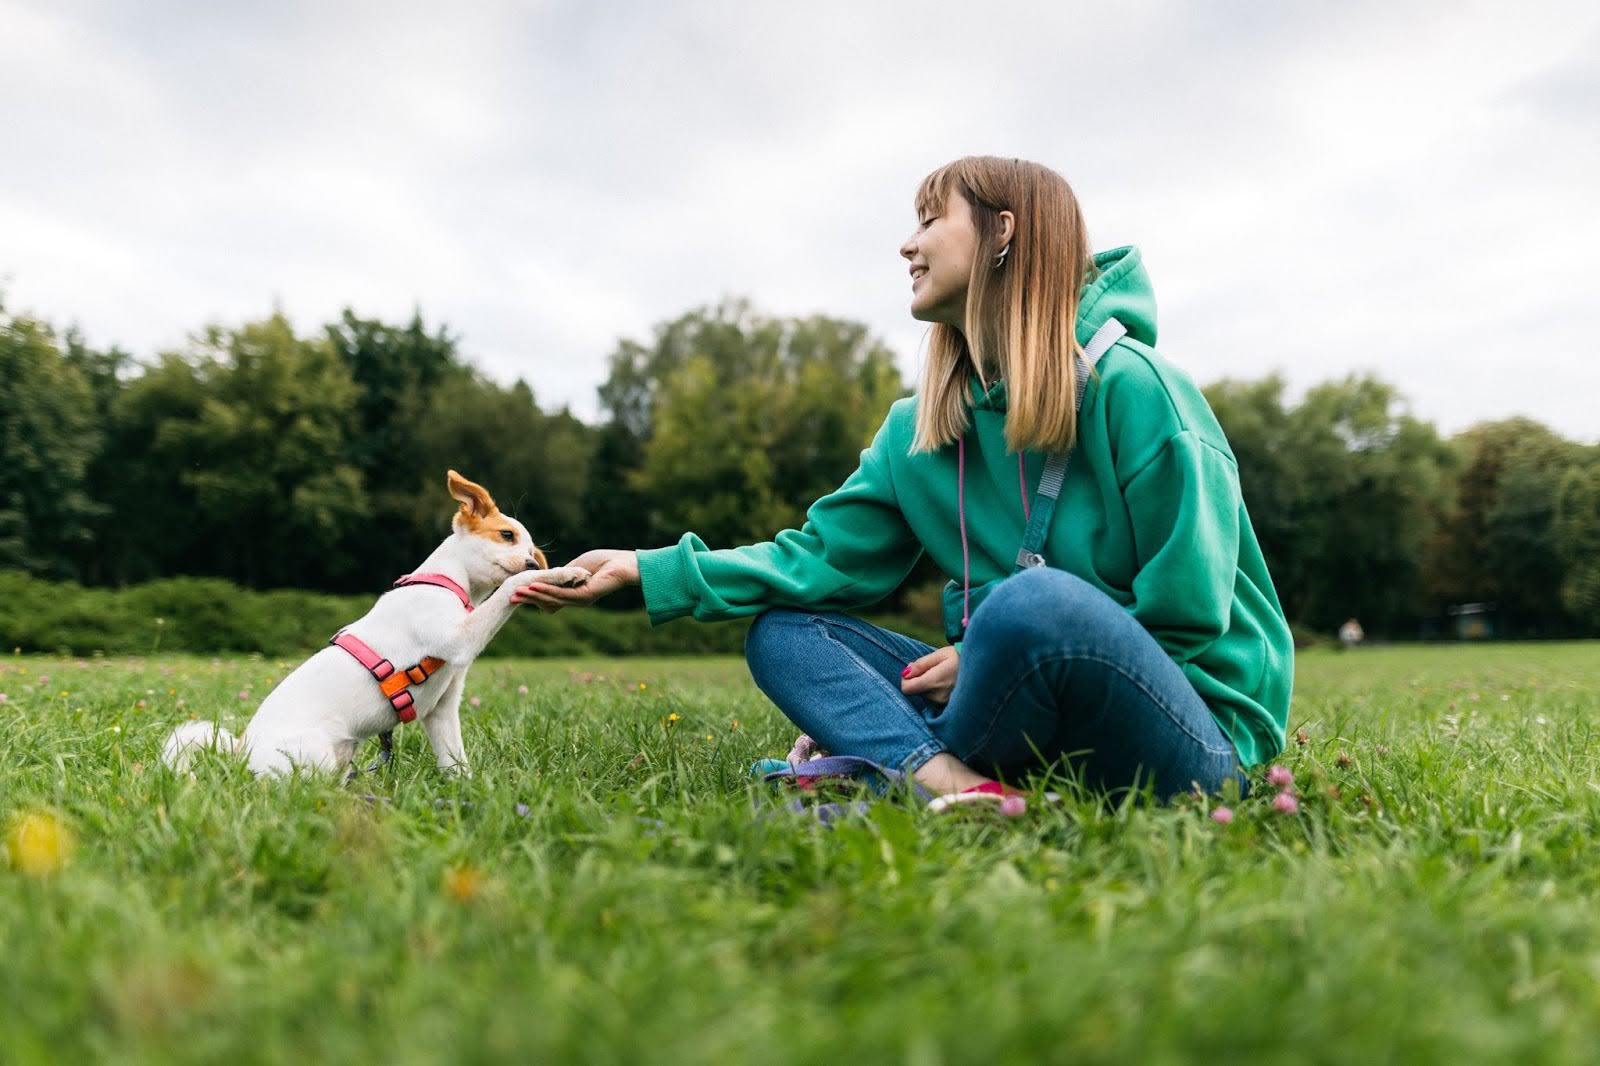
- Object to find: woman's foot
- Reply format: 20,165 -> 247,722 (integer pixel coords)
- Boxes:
912,751 -> 993,794
916,754 -> 1060,815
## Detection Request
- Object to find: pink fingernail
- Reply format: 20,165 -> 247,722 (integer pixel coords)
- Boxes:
901,666 -> 913,677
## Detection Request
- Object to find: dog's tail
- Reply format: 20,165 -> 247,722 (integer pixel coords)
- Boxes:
160,720 -> 238,772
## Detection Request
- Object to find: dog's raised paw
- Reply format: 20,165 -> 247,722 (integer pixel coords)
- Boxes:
543,566 -> 590,588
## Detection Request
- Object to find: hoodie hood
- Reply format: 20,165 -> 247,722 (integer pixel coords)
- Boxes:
972,245 -> 1157,411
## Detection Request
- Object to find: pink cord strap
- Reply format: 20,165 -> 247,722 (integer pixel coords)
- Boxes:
1018,453 -> 1030,522
958,435 -> 970,629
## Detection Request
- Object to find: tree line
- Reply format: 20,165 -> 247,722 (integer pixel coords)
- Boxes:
3,295 -> 1596,637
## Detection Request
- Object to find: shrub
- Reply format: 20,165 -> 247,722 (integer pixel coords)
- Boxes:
0,571 -> 939,658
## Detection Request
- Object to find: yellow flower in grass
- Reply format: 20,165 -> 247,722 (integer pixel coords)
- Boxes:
443,865 -> 482,903
5,809 -> 76,877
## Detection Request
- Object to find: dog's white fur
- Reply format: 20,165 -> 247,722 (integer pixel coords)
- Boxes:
160,471 -> 586,777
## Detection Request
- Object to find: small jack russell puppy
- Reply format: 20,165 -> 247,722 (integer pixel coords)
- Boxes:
161,470 -> 588,776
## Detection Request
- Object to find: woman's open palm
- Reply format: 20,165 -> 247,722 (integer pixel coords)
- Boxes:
511,549 -> 638,611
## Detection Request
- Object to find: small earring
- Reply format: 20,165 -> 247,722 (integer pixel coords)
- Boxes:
993,243 -> 1011,268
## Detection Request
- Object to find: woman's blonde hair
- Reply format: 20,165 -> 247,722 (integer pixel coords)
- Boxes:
910,156 -> 1095,455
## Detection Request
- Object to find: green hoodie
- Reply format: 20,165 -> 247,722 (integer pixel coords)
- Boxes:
637,247 -> 1292,766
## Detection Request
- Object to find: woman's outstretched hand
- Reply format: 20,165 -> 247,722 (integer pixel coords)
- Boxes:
510,549 -> 639,612
901,645 -> 959,706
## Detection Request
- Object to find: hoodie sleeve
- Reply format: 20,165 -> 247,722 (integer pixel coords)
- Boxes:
636,417 -> 922,625
1121,430 -> 1241,661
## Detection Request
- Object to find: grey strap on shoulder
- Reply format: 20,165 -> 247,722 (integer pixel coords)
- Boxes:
1013,317 -> 1127,570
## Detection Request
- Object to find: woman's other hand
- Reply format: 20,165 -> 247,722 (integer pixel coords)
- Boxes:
901,645 -> 959,706
510,549 -> 640,611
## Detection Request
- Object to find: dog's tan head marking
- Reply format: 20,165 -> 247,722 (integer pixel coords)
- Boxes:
446,471 -> 544,569
448,470 -> 498,527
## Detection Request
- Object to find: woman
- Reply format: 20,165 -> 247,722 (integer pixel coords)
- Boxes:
516,156 -> 1292,804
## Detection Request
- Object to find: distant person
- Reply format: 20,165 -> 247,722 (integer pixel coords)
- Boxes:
1339,618 -> 1365,649
516,156 -> 1294,803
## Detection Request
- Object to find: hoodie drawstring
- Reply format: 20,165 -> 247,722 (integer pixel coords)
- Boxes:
1018,452 -> 1030,522
956,436 -> 1032,634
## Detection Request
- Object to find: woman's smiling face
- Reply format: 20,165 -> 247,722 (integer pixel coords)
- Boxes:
901,186 -> 980,327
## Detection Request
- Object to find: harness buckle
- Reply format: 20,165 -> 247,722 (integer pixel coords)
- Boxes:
389,690 -> 416,722
1016,549 -> 1047,569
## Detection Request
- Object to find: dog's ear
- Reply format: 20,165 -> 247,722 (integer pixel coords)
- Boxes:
447,470 -> 498,522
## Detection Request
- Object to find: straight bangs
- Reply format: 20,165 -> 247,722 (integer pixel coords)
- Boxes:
910,156 -> 1094,457
913,163 -> 958,224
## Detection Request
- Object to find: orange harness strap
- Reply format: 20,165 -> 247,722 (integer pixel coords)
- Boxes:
377,657 -> 447,701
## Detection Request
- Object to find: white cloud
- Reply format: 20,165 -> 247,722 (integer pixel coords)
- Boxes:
2,0 -> 1596,438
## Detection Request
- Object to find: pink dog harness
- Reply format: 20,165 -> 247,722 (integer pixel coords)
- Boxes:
330,573 -> 474,723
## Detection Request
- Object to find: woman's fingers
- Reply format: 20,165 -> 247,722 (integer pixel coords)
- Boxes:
902,647 -> 950,678
901,654 -> 958,697
512,582 -> 592,607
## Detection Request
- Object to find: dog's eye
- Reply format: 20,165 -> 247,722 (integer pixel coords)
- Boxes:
498,530 -> 515,542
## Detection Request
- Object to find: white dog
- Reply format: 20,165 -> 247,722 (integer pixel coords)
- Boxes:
161,470 -> 587,776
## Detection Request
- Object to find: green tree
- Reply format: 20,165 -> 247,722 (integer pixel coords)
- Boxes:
402,371 -> 596,564
0,303 -> 104,578
1288,376 -> 1458,634
612,302 -> 904,548
1555,454 -> 1600,630
325,309 -> 467,585
106,313 -> 369,588
1204,375 -> 1299,613
62,330 -> 135,584
1426,419 -> 1586,634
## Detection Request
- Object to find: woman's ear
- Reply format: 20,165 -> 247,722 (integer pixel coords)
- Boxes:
997,209 -> 1016,249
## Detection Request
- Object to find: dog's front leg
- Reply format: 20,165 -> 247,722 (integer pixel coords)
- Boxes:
430,567 -> 588,663
422,670 -> 470,774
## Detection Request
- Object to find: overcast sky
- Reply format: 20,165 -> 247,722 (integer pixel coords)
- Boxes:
3,0 -> 1597,440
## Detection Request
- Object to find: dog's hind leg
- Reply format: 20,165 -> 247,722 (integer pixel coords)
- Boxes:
421,672 -> 470,775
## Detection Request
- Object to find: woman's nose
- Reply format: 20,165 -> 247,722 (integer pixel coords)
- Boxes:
899,233 -> 917,260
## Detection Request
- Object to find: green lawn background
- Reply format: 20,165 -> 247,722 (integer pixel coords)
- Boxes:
3,642 -> 1599,1064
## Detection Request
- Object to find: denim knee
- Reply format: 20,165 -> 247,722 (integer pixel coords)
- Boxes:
969,567 -> 1106,648
744,608 -> 806,674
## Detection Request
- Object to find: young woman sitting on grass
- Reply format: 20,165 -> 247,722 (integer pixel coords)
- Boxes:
516,155 -> 1293,806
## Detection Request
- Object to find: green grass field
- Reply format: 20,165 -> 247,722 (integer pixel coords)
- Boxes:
3,643 -> 1600,1065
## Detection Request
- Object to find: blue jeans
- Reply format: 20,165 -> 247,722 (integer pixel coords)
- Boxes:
744,568 -> 1245,799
